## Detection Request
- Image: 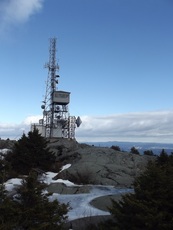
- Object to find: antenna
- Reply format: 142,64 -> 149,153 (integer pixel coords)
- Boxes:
43,38 -> 59,137
34,37 -> 82,139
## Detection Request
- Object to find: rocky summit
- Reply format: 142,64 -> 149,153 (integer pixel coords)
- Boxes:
48,138 -> 155,188
0,138 -> 155,188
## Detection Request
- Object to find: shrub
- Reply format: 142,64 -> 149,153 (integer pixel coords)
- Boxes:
0,184 -> 18,229
143,150 -> 154,156
106,152 -> 173,229
130,146 -> 140,155
0,171 -> 69,229
14,171 -> 69,229
5,127 -> 56,175
110,145 -> 121,151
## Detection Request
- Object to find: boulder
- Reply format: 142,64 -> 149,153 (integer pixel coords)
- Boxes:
53,143 -> 155,188
47,183 -> 91,194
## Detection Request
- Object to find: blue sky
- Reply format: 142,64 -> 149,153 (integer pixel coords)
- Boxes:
0,0 -> 173,143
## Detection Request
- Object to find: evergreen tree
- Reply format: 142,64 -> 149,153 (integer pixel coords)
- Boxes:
5,127 -> 56,174
130,146 -> 140,155
0,182 -> 18,229
111,146 -> 121,151
107,153 -> 173,230
143,150 -> 154,156
15,171 -> 69,229
157,149 -> 169,165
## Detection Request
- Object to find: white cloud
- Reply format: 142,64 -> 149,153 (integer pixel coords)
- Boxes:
0,0 -> 44,34
76,110 -> 173,143
0,111 -> 173,143
0,115 -> 42,139
23,115 -> 42,125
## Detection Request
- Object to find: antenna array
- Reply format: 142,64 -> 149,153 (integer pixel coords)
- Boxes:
33,38 -> 82,139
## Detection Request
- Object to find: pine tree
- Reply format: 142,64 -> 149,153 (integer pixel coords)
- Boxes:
15,171 -> 69,229
0,182 -> 18,229
107,152 -> 173,230
5,127 -> 56,175
143,150 -> 154,156
130,146 -> 140,155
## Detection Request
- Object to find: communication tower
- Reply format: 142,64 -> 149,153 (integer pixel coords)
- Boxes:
32,38 -> 81,138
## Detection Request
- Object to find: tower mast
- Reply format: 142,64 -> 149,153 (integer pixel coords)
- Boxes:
32,38 -> 82,139
45,38 -> 59,137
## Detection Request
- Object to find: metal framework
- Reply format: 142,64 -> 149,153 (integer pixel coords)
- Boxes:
31,38 -> 82,138
40,38 -> 76,138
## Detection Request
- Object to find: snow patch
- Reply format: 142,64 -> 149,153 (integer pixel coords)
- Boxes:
5,178 -> 23,192
60,163 -> 71,172
0,148 -> 11,159
1,154 -> 131,222
42,164 -> 73,186
53,179 -> 75,186
0,148 -> 11,154
50,186 -> 132,221
42,172 -> 57,185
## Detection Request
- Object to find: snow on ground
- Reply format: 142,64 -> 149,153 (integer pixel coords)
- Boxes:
4,164 -> 72,191
60,164 -> 71,172
50,186 -> 131,221
41,164 -> 74,186
5,178 -> 23,191
42,172 -> 75,186
0,148 -> 11,154
42,167 -> 133,220
0,148 -> 11,159
3,162 -> 132,221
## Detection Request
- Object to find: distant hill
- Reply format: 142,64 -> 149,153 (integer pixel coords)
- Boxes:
83,141 -> 173,155
1,139 -> 173,155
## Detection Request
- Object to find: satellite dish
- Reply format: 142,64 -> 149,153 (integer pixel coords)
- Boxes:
76,116 -> 82,127
41,105 -> 45,109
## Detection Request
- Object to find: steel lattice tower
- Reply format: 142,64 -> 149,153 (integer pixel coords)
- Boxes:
42,38 -> 60,137
42,38 -> 70,138
32,38 -> 82,139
